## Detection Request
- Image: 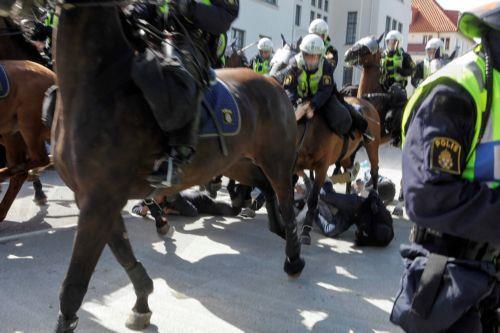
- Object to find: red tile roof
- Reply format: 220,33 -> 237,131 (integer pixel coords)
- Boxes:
410,0 -> 460,33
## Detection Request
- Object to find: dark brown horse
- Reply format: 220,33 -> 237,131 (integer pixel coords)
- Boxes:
269,43 -> 381,244
49,2 -> 304,331
344,35 -> 408,215
344,34 -> 403,145
0,16 -> 55,221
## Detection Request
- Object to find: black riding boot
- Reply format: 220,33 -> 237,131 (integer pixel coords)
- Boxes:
348,107 -> 374,142
147,105 -> 201,188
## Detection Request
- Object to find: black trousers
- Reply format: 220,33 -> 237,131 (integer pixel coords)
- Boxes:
321,94 -> 352,135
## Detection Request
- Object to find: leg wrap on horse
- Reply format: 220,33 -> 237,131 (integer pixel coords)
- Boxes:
322,95 -> 352,135
126,262 -> 153,297
60,262 -> 89,318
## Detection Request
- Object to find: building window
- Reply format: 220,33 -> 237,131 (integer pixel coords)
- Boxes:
343,66 -> 353,86
345,11 -> 357,44
263,0 -> 277,4
318,0 -> 322,10
295,5 -> 302,26
324,16 -> 328,22
423,34 -> 432,44
231,28 -> 245,50
385,16 -> 391,33
392,19 -> 397,30
398,22 -> 403,33
311,0 -> 316,6
325,0 -> 329,11
317,13 -> 322,19
445,37 -> 450,50
310,11 -> 315,23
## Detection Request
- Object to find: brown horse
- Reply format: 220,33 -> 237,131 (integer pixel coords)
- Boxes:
344,34 -> 403,145
269,43 -> 381,244
344,35 -> 408,215
0,16 -> 55,221
48,2 -> 304,331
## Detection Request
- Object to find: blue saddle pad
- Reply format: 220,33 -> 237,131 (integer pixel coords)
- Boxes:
0,65 -> 10,99
199,78 -> 240,137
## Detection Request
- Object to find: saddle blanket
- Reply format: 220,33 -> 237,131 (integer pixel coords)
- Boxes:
199,78 -> 240,137
0,65 -> 10,99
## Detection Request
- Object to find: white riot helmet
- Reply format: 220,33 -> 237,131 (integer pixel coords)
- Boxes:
385,30 -> 403,51
425,37 -> 444,59
258,37 -> 274,52
309,19 -> 329,37
300,34 -> 325,71
300,34 -> 325,55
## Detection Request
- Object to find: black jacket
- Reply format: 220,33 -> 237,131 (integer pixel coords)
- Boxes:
282,56 -> 335,111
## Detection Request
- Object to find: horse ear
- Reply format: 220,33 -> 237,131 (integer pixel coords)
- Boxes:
377,33 -> 384,45
281,34 -> 287,46
296,37 -> 303,50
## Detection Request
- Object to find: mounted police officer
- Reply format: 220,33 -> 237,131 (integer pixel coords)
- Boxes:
131,0 -> 239,187
411,37 -> 445,88
391,3 -> 500,332
380,30 -> 415,91
249,37 -> 273,75
31,7 -> 57,67
309,18 -> 338,72
283,34 -> 372,140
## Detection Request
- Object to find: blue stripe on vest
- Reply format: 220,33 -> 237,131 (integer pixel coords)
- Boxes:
199,78 -> 241,137
0,65 -> 10,99
474,141 -> 500,182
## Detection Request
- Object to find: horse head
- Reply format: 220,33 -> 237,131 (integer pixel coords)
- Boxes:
269,38 -> 300,77
345,33 -> 383,68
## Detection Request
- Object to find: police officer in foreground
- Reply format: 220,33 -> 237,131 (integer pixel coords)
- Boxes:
249,37 -> 273,75
411,37 -> 445,88
391,3 -> 500,332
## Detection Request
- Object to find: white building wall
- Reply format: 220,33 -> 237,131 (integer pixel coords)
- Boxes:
229,0 -> 333,59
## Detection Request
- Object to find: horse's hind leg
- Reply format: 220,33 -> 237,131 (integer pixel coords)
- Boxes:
256,157 -> 304,277
301,165 -> 328,245
108,216 -> 154,330
0,134 -> 29,222
56,195 -> 121,333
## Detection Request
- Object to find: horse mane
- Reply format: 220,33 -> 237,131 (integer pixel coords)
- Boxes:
2,16 -> 46,64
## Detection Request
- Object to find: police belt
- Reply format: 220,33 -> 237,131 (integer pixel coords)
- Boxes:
411,226 -> 500,266
410,226 -> 500,318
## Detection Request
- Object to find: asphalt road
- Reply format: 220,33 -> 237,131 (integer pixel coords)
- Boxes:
0,146 -> 408,333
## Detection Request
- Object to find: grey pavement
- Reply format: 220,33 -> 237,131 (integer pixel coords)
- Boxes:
0,146 -> 408,333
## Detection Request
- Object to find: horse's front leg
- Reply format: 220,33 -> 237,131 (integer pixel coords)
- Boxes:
301,166 -> 328,245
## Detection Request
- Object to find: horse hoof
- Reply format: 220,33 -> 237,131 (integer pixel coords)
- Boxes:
55,314 -> 78,333
240,208 -> 256,218
392,207 -> 403,217
156,222 -> 170,235
284,256 -> 305,278
125,311 -> 152,330
300,234 -> 311,245
34,196 -> 48,206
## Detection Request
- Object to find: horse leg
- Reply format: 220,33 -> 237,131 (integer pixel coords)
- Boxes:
0,134 -> 29,222
301,165 -> 328,245
56,196 -> 119,333
144,197 -> 170,235
108,216 -> 154,330
32,176 -> 48,206
365,139 -> 380,192
393,178 -> 404,216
